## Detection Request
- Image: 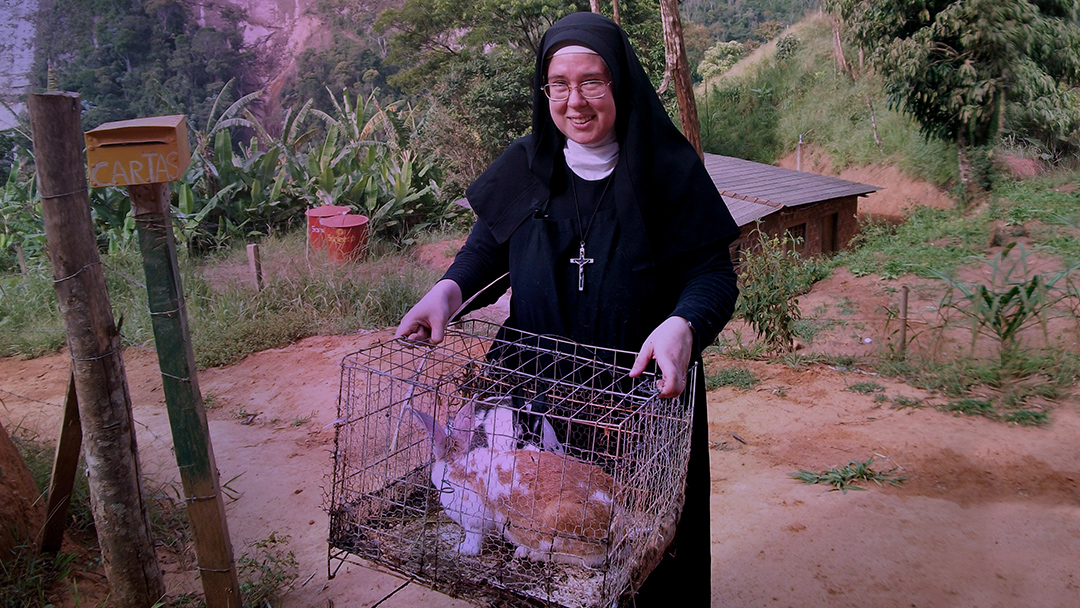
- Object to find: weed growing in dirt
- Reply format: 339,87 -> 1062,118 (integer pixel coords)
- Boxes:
165,531 -> 299,607
148,492 -> 195,575
735,229 -> 820,353
945,398 -> 995,416
711,329 -> 772,359
790,458 -> 906,493
706,366 -> 760,391
237,532 -> 299,607
890,395 -> 923,409
846,381 -> 885,395
933,243 -> 1078,368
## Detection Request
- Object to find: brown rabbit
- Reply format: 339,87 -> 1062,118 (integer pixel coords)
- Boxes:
409,398 -> 616,567
483,447 -> 616,568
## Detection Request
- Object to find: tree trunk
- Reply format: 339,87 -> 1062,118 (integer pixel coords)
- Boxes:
613,0 -> 621,25
659,0 -> 703,158
831,16 -> 853,79
956,132 -> 981,207
29,92 -> 165,608
590,0 -> 600,13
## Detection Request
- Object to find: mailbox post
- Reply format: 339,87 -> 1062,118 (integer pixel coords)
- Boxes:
85,116 -> 242,608
31,91 -> 166,608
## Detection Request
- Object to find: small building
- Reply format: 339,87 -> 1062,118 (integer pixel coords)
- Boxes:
704,153 -> 880,257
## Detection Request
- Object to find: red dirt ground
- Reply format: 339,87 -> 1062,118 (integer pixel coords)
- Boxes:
3,170 -> 1079,607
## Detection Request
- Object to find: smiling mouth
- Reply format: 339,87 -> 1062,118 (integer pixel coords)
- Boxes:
569,116 -> 594,126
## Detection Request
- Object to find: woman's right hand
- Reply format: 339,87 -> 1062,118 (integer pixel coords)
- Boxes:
395,279 -> 463,345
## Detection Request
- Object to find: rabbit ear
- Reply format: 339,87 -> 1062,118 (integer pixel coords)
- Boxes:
405,406 -> 449,459
450,397 -> 478,441
539,417 -> 565,454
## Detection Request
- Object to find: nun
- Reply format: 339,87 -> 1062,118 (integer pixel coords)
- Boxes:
397,11 -> 740,605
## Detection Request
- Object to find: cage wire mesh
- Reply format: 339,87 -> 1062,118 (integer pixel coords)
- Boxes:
327,320 -> 695,608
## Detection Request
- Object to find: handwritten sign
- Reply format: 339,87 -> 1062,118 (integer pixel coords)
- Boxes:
85,115 -> 191,187
88,150 -> 186,187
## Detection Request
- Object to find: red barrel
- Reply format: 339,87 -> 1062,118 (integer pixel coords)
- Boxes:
306,205 -> 351,251
320,214 -> 370,263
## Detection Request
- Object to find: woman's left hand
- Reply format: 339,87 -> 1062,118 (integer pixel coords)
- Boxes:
630,316 -> 694,398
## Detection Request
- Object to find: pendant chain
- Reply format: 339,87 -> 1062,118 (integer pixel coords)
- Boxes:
569,173 -> 614,292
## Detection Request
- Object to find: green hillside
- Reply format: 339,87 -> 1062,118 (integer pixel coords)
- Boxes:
697,14 -> 958,187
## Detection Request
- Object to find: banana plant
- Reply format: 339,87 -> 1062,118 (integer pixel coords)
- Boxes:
175,181 -> 242,251
0,160 -> 42,271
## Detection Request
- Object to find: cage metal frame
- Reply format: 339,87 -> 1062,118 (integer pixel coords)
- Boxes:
326,320 -> 696,607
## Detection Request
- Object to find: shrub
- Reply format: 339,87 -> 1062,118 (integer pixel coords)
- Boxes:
735,228 -> 814,353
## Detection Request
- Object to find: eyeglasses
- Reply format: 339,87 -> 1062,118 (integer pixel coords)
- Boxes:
542,80 -> 612,101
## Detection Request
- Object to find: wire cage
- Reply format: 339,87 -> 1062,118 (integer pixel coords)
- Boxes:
327,320 -> 696,608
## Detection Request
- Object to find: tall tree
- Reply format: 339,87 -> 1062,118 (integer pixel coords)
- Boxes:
658,0 -> 702,156
828,0 -> 1080,190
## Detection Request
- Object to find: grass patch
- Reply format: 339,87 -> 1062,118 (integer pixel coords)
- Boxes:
165,531 -> 299,608
0,546 -> 77,608
945,398 -> 995,416
846,381 -> 885,395
0,270 -> 67,357
833,207 -> 990,280
1002,409 -> 1050,425
790,458 -> 906,493
0,228 -> 447,366
706,366 -> 760,391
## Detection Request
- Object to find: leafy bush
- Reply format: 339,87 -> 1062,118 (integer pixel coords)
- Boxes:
736,228 -> 817,353
698,40 -> 748,80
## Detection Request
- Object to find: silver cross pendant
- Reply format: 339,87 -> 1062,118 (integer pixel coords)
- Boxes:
570,241 -> 594,292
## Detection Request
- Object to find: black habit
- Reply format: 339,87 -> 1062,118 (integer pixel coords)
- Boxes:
442,11 -> 740,606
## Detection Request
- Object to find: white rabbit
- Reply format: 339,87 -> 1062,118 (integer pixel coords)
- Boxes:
474,394 -> 565,453
406,402 -> 497,555
472,396 -> 520,452
409,398 -> 615,566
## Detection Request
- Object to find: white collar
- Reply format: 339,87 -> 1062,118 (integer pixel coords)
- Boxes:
564,132 -> 619,181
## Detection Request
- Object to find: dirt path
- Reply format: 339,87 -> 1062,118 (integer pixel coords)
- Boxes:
4,171 -> 1079,606
4,311 -> 1079,607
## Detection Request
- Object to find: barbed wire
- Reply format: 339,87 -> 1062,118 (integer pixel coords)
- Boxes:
0,386 -> 62,409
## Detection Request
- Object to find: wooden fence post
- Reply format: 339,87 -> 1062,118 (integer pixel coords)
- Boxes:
899,285 -> 909,360
29,91 -> 165,608
128,182 -> 242,608
247,243 -> 264,291
39,368 -> 82,554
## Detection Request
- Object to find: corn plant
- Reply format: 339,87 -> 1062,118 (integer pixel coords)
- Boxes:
933,242 -> 1079,367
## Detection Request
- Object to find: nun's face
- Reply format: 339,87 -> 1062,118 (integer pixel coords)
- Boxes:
546,52 -> 616,146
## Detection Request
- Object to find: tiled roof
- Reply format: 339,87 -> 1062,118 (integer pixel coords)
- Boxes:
705,153 -> 880,211
722,195 -> 778,227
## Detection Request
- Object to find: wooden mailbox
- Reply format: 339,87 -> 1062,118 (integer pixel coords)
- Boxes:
85,114 -> 191,187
